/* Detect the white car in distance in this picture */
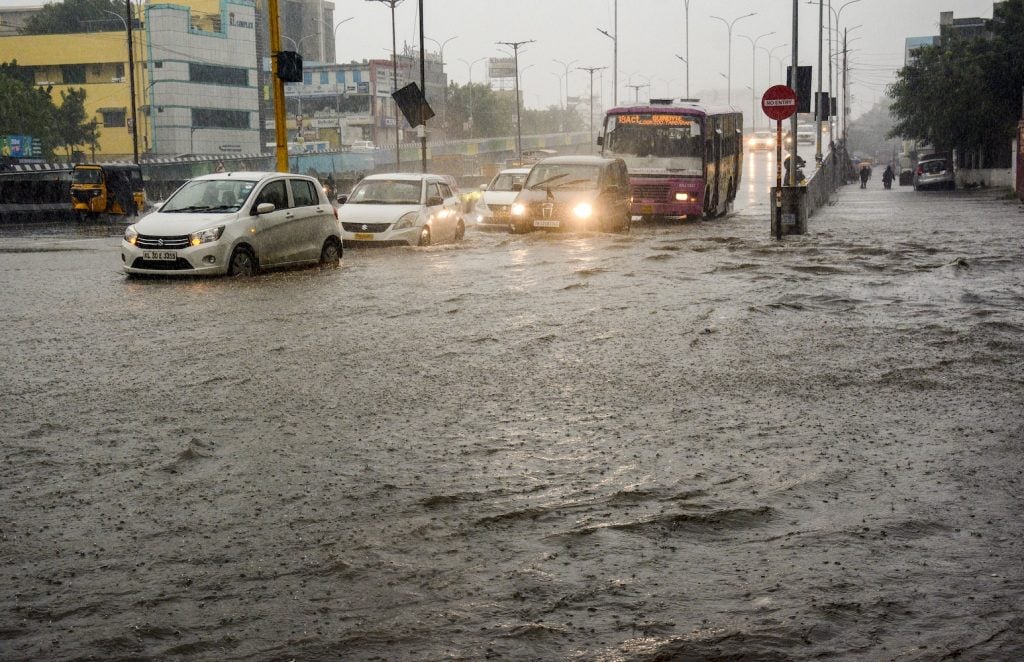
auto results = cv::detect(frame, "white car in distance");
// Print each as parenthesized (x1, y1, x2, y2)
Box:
(473, 167, 531, 231)
(121, 171, 342, 276)
(337, 173, 465, 247)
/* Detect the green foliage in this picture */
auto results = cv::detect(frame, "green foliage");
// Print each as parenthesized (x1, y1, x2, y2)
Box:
(888, 0, 1023, 158)
(22, 0, 129, 35)
(54, 88, 100, 159)
(444, 81, 584, 139)
(0, 61, 58, 158)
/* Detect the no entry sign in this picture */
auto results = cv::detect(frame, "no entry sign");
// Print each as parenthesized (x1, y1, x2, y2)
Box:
(761, 85, 798, 121)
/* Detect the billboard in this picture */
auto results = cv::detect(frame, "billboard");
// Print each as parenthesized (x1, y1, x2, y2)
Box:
(488, 57, 516, 79)
(1, 135, 39, 158)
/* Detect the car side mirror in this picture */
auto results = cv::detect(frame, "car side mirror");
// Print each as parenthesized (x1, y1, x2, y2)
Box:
(427, 195, 444, 206)
(596, 136, 604, 147)
(479, 184, 488, 191)
(336, 194, 348, 205)
(253, 202, 275, 215)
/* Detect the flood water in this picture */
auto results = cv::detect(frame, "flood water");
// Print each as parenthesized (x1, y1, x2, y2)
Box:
(2, 157, 1023, 660)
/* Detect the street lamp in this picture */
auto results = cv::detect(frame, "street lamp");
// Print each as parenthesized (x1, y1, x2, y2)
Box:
(497, 39, 535, 162)
(316, 15, 354, 63)
(737, 31, 774, 130)
(553, 58, 578, 110)
(596, 0, 617, 105)
(681, 0, 690, 98)
(425, 36, 456, 132)
(674, 54, 688, 99)
(458, 57, 485, 138)
(759, 44, 788, 85)
(281, 34, 320, 60)
(578, 66, 606, 154)
(366, 0, 404, 168)
(626, 74, 649, 104)
(101, 4, 139, 164)
(710, 11, 756, 106)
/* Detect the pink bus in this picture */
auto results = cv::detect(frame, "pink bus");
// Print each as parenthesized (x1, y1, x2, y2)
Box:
(598, 100, 743, 219)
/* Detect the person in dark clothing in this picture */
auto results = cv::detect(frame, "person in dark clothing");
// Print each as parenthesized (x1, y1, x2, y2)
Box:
(859, 165, 870, 188)
(881, 165, 895, 189)
(784, 154, 806, 184)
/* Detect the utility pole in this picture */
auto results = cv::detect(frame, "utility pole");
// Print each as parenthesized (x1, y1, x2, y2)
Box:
(419, 0, 426, 172)
(596, 0, 617, 106)
(497, 39, 534, 162)
(367, 0, 404, 169)
(815, 0, 824, 164)
(790, 0, 799, 186)
(579, 66, 606, 154)
(682, 0, 690, 98)
(125, 0, 138, 164)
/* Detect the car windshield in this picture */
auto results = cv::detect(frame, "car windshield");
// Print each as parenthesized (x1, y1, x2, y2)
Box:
(525, 164, 601, 190)
(162, 179, 256, 213)
(489, 172, 527, 191)
(348, 179, 422, 204)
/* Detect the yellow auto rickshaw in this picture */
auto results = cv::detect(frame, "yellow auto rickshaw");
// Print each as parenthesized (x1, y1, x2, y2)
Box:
(71, 163, 145, 218)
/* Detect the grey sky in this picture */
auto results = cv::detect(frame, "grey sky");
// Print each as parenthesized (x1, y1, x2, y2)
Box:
(5, 0, 1001, 119)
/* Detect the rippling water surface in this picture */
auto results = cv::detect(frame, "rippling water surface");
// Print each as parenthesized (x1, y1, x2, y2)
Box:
(2, 177, 1023, 660)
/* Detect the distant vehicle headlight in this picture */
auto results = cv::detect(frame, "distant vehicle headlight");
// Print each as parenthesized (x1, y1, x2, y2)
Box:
(393, 211, 420, 230)
(572, 202, 593, 219)
(510, 202, 526, 217)
(124, 225, 138, 246)
(189, 225, 225, 246)
(675, 192, 689, 201)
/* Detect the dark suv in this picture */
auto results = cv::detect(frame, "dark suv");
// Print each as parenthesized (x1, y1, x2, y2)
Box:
(509, 156, 631, 233)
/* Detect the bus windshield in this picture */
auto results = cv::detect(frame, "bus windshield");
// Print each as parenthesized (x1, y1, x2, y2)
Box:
(603, 113, 703, 174)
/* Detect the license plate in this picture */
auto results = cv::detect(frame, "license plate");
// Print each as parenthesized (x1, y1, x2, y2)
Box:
(354, 233, 374, 240)
(142, 250, 177, 261)
(533, 220, 560, 228)
(640, 205, 654, 214)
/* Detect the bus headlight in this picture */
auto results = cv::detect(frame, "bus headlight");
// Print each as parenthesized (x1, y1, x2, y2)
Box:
(674, 192, 690, 201)
(510, 203, 526, 217)
(573, 202, 593, 219)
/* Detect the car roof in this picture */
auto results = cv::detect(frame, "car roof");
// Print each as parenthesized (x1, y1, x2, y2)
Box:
(533, 155, 620, 166)
(497, 168, 532, 175)
(360, 172, 448, 182)
(190, 171, 308, 182)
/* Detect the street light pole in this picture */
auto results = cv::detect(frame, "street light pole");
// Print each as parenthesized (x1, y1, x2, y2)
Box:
(682, 0, 690, 98)
(710, 12, 756, 106)
(497, 39, 534, 162)
(737, 31, 774, 131)
(366, 0, 404, 168)
(596, 0, 617, 105)
(458, 57, 485, 138)
(553, 58, 577, 110)
(102, 5, 139, 164)
(425, 35, 456, 135)
(578, 66, 606, 154)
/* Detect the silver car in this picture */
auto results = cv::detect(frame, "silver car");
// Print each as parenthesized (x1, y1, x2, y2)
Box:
(338, 173, 465, 247)
(122, 171, 342, 276)
(913, 157, 955, 191)
(473, 167, 531, 231)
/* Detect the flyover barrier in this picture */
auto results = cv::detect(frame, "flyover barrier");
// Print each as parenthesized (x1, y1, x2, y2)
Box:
(771, 140, 854, 238)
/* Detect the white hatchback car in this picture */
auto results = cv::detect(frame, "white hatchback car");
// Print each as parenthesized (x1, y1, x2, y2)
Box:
(338, 173, 465, 246)
(473, 167, 530, 231)
(121, 171, 342, 276)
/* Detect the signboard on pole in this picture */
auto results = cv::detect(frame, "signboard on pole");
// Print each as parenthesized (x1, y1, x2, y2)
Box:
(761, 85, 798, 121)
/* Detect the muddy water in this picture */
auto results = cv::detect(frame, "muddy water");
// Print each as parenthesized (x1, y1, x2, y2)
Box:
(2, 173, 1023, 660)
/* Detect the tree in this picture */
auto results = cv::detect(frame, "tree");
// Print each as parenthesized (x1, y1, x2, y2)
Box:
(0, 61, 59, 159)
(54, 88, 100, 160)
(22, 0, 129, 35)
(887, 0, 1024, 166)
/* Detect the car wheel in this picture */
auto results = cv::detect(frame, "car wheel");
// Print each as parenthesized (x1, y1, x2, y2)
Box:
(319, 237, 342, 267)
(228, 246, 257, 276)
(454, 219, 465, 241)
(418, 226, 431, 246)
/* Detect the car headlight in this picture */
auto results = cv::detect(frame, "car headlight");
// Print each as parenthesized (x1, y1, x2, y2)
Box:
(572, 202, 593, 219)
(674, 192, 689, 201)
(393, 211, 420, 230)
(189, 225, 224, 247)
(124, 225, 138, 246)
(510, 203, 526, 217)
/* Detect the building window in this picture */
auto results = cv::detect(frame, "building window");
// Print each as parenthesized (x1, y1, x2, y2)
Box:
(115, 63, 125, 78)
(192, 108, 251, 129)
(62, 64, 86, 84)
(100, 109, 126, 127)
(320, 71, 328, 84)
(335, 71, 344, 84)
(303, 71, 312, 85)
(189, 63, 248, 86)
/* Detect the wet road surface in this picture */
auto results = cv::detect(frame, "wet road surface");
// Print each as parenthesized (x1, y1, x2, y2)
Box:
(2, 163, 1023, 660)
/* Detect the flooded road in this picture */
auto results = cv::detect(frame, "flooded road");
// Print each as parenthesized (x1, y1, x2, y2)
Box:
(2, 165, 1023, 660)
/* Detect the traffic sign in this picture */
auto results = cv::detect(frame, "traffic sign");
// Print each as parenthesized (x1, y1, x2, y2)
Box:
(761, 85, 798, 121)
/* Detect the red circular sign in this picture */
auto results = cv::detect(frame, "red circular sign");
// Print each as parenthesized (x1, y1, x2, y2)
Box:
(761, 85, 798, 121)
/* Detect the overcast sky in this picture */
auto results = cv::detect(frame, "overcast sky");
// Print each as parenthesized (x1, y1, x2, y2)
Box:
(7, 0, 1002, 120)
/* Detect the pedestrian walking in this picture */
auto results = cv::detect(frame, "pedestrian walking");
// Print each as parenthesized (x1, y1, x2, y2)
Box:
(882, 165, 895, 190)
(859, 165, 870, 189)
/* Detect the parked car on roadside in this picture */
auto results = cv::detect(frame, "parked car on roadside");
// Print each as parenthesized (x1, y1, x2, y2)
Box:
(913, 157, 955, 191)
(337, 173, 465, 246)
(121, 171, 342, 277)
(473, 167, 531, 231)
(508, 155, 631, 233)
